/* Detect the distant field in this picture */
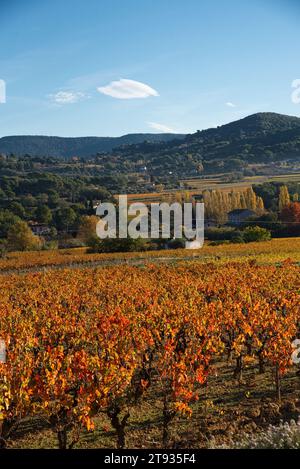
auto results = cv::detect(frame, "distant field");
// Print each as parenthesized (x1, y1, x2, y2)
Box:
(181, 172, 300, 189)
(122, 172, 300, 204)
(119, 184, 250, 204)
(267, 173, 300, 182)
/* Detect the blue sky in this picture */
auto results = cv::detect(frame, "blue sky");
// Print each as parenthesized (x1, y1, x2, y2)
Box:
(0, 0, 300, 137)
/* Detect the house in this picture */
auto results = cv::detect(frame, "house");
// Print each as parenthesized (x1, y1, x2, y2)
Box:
(204, 220, 217, 229)
(29, 222, 51, 236)
(137, 166, 147, 172)
(228, 209, 256, 225)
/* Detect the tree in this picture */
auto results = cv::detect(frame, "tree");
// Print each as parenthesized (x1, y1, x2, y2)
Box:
(245, 187, 257, 210)
(77, 215, 99, 245)
(243, 226, 271, 243)
(0, 211, 21, 238)
(256, 196, 265, 214)
(292, 193, 299, 202)
(36, 205, 52, 225)
(7, 221, 42, 251)
(243, 212, 282, 232)
(280, 202, 300, 224)
(280, 202, 300, 235)
(48, 190, 60, 208)
(9, 202, 26, 219)
(20, 194, 37, 208)
(278, 186, 290, 211)
(253, 183, 278, 210)
(203, 188, 264, 225)
(55, 208, 77, 232)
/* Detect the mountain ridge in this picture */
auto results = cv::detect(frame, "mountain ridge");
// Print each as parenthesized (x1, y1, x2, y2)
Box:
(1, 113, 300, 166)
(110, 112, 300, 176)
(0, 133, 185, 158)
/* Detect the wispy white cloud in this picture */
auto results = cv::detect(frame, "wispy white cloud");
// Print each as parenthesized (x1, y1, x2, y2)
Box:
(49, 91, 88, 104)
(225, 101, 237, 108)
(148, 122, 176, 133)
(97, 79, 159, 99)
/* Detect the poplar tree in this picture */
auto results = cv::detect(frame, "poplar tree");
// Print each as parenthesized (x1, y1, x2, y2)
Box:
(278, 186, 290, 211)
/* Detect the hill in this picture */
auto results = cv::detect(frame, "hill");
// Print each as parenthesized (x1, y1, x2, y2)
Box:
(1, 113, 300, 177)
(113, 112, 300, 176)
(0, 133, 185, 158)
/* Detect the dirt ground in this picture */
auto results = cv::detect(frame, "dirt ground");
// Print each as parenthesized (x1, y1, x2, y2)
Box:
(8, 359, 300, 449)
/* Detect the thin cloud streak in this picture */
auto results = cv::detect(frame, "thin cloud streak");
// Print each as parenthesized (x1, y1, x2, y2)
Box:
(148, 121, 177, 133)
(226, 101, 237, 108)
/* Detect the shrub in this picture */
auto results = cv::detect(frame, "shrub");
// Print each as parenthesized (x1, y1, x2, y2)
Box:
(87, 237, 147, 253)
(231, 234, 245, 244)
(209, 240, 231, 246)
(41, 240, 59, 250)
(205, 227, 236, 241)
(168, 238, 186, 249)
(211, 418, 300, 449)
(58, 238, 86, 249)
(7, 221, 42, 251)
(242, 226, 271, 243)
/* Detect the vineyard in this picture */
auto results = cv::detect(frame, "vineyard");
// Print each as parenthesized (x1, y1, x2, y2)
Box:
(0, 237, 300, 273)
(0, 257, 299, 449)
